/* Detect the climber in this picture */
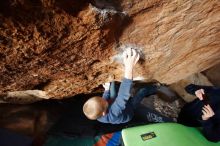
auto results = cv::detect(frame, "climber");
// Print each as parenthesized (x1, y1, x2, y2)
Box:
(83, 48, 158, 124)
(177, 84, 220, 142)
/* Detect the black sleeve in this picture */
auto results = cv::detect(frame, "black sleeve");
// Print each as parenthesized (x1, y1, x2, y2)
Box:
(185, 84, 215, 96)
(200, 118, 220, 142)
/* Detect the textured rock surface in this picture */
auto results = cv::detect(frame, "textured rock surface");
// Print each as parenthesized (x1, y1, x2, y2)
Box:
(0, 100, 66, 138)
(0, 0, 220, 101)
(119, 0, 220, 83)
(0, 0, 125, 99)
(203, 63, 220, 86)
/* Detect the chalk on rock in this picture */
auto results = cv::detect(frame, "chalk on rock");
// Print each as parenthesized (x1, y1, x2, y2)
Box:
(112, 44, 145, 64)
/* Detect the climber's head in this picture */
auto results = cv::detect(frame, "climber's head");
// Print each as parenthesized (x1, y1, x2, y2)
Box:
(83, 96, 108, 120)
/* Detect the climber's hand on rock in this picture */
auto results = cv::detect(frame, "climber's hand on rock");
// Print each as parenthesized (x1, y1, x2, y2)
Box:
(123, 48, 140, 79)
(195, 89, 205, 100)
(102, 82, 110, 91)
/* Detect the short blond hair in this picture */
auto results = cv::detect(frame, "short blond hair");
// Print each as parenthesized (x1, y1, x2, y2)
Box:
(83, 96, 107, 120)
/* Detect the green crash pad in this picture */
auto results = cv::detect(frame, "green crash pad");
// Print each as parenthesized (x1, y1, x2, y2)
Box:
(122, 123, 220, 146)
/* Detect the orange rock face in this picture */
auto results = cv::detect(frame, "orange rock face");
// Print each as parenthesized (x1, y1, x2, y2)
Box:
(0, 0, 220, 101)
(0, 0, 124, 99)
(119, 0, 220, 83)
